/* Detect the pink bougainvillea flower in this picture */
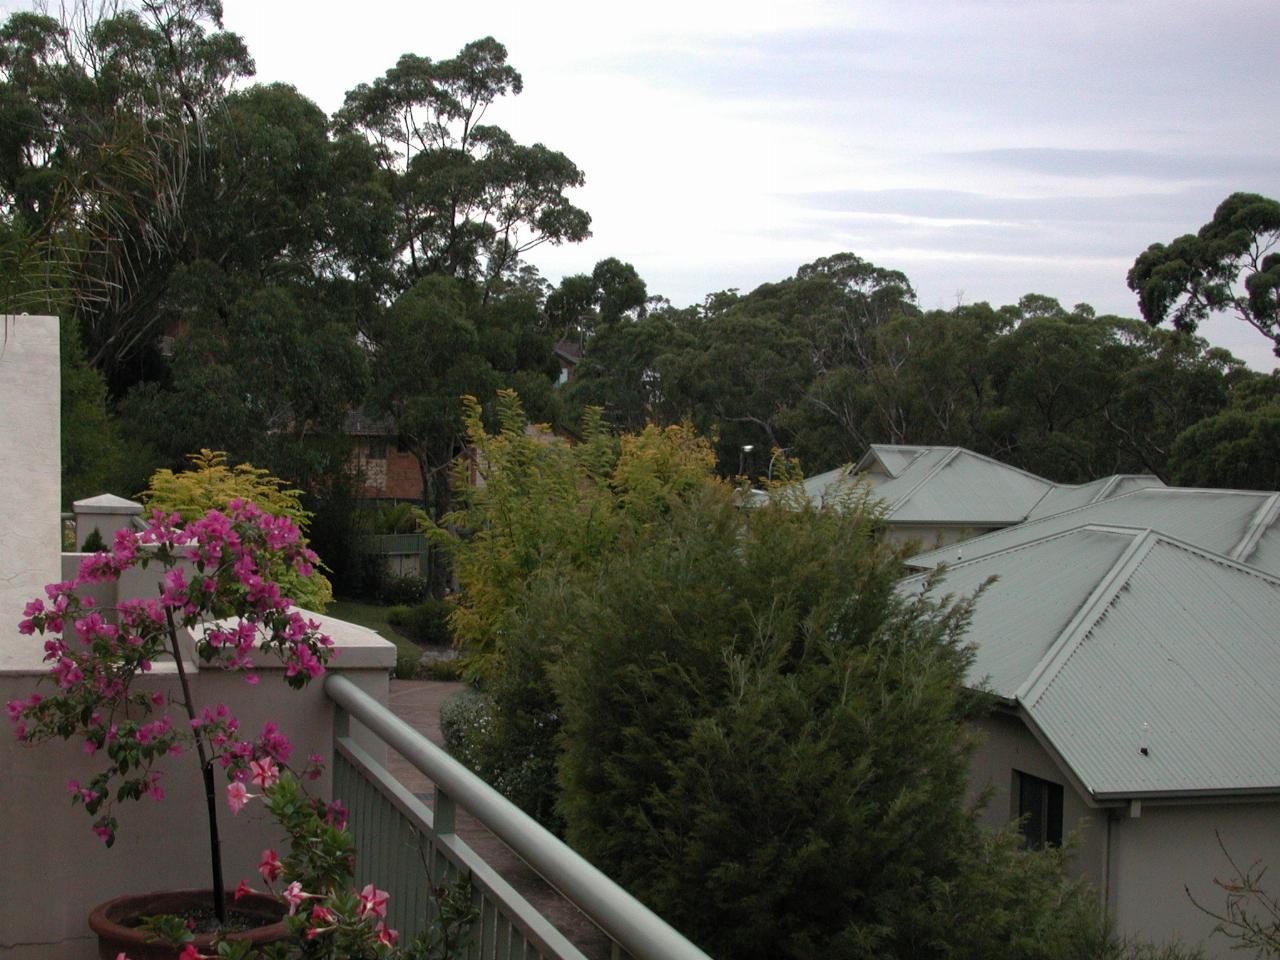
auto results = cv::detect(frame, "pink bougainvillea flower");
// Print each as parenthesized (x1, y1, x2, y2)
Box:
(358, 883, 390, 920)
(248, 757, 279, 789)
(258, 848, 283, 883)
(225, 781, 256, 814)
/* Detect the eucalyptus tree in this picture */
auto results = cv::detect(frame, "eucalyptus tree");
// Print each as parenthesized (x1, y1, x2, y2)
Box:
(1129, 191, 1280, 356)
(0, 0, 254, 386)
(336, 37, 590, 290)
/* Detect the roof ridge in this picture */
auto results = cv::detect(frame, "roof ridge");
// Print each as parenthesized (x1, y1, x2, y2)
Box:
(885, 447, 961, 514)
(897, 523, 1141, 586)
(1232, 492, 1280, 564)
(1016, 528, 1159, 707)
(906, 488, 1154, 568)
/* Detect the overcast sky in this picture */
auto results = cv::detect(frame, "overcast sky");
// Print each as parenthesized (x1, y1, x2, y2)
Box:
(19, 0, 1280, 367)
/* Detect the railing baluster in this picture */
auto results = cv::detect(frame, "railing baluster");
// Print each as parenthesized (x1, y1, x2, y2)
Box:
(327, 674, 710, 960)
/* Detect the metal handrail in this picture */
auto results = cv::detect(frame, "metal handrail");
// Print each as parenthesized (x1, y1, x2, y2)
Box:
(324, 673, 713, 960)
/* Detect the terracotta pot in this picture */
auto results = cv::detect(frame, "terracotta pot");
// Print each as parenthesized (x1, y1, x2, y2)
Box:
(89, 889, 289, 960)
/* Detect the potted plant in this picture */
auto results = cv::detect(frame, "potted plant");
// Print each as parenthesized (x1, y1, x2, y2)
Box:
(7, 500, 337, 958)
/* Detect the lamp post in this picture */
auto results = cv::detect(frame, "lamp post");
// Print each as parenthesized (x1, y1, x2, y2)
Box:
(739, 444, 755, 478)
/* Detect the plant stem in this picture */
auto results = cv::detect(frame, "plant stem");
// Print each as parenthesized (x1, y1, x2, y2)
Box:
(165, 604, 227, 924)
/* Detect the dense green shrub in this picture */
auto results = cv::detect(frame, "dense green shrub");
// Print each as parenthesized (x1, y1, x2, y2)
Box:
(80, 527, 107, 552)
(378, 573, 432, 607)
(387, 598, 452, 646)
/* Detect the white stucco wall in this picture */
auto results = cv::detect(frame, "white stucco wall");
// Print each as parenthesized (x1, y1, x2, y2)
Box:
(0, 315, 61, 674)
(884, 522, 999, 553)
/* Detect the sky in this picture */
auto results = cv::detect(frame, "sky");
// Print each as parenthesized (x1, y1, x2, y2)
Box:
(13, 0, 1280, 368)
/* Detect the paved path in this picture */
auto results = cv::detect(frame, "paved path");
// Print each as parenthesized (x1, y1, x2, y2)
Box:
(386, 680, 613, 960)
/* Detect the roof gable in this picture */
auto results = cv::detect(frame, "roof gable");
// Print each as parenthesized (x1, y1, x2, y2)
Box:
(907, 525, 1280, 798)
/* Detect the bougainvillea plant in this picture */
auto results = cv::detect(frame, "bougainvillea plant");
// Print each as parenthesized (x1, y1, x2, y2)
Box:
(7, 500, 336, 924)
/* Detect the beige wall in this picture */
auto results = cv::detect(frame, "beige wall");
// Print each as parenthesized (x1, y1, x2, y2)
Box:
(0, 653, 393, 959)
(968, 712, 1108, 891)
(1109, 800, 1280, 957)
(969, 712, 1280, 959)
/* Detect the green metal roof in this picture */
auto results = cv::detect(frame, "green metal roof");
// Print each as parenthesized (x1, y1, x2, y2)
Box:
(803, 444, 1163, 528)
(909, 487, 1280, 576)
(901, 525, 1280, 798)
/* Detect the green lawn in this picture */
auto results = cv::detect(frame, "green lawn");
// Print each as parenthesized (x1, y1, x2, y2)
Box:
(327, 599, 419, 660)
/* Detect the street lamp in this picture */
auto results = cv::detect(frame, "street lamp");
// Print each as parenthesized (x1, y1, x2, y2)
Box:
(739, 444, 755, 477)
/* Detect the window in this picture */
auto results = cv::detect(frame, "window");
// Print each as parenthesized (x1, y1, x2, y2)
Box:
(1014, 770, 1063, 849)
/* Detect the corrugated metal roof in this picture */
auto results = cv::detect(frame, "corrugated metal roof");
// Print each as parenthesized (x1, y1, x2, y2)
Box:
(904, 525, 1280, 797)
(1024, 474, 1164, 521)
(898, 526, 1136, 696)
(1026, 536, 1280, 797)
(811, 445, 1165, 529)
(909, 488, 1280, 576)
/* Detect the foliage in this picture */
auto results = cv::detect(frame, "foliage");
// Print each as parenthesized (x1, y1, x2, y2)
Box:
(335, 36, 589, 288)
(377, 574, 432, 607)
(60, 313, 128, 506)
(1129, 192, 1280, 356)
(1167, 374, 1280, 490)
(387, 599, 453, 647)
(142, 450, 333, 611)
(1187, 836, 1280, 957)
(79, 526, 106, 553)
(434, 390, 714, 682)
(7, 502, 334, 922)
(439, 397, 1159, 958)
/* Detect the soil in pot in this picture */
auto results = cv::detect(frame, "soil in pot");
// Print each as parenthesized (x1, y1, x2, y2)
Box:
(89, 889, 289, 960)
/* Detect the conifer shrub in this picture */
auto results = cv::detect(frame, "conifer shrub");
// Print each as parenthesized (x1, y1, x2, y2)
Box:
(386, 597, 452, 646)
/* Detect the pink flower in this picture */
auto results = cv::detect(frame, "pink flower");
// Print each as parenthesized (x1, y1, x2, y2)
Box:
(92, 824, 113, 844)
(358, 883, 389, 920)
(233, 879, 252, 901)
(283, 881, 306, 916)
(249, 757, 279, 789)
(225, 781, 256, 814)
(179, 945, 202, 960)
(258, 848, 283, 883)
(310, 905, 334, 924)
(376, 922, 399, 947)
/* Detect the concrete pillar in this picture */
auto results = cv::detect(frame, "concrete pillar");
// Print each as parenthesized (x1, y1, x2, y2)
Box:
(72, 493, 143, 550)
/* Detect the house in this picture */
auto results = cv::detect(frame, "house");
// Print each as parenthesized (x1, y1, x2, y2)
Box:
(343, 408, 426, 501)
(873, 463, 1280, 957)
(802, 444, 1163, 548)
(554, 338, 582, 386)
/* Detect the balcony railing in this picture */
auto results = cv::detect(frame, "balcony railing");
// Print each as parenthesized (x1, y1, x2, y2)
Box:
(325, 674, 713, 960)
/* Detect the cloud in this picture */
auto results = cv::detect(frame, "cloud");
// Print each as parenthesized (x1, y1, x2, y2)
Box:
(942, 149, 1279, 182)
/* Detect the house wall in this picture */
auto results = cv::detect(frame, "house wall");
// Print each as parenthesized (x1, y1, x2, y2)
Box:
(352, 441, 423, 501)
(0, 655, 392, 959)
(1108, 800, 1280, 958)
(967, 713, 1108, 892)
(969, 712, 1280, 958)
(884, 523, 1000, 553)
